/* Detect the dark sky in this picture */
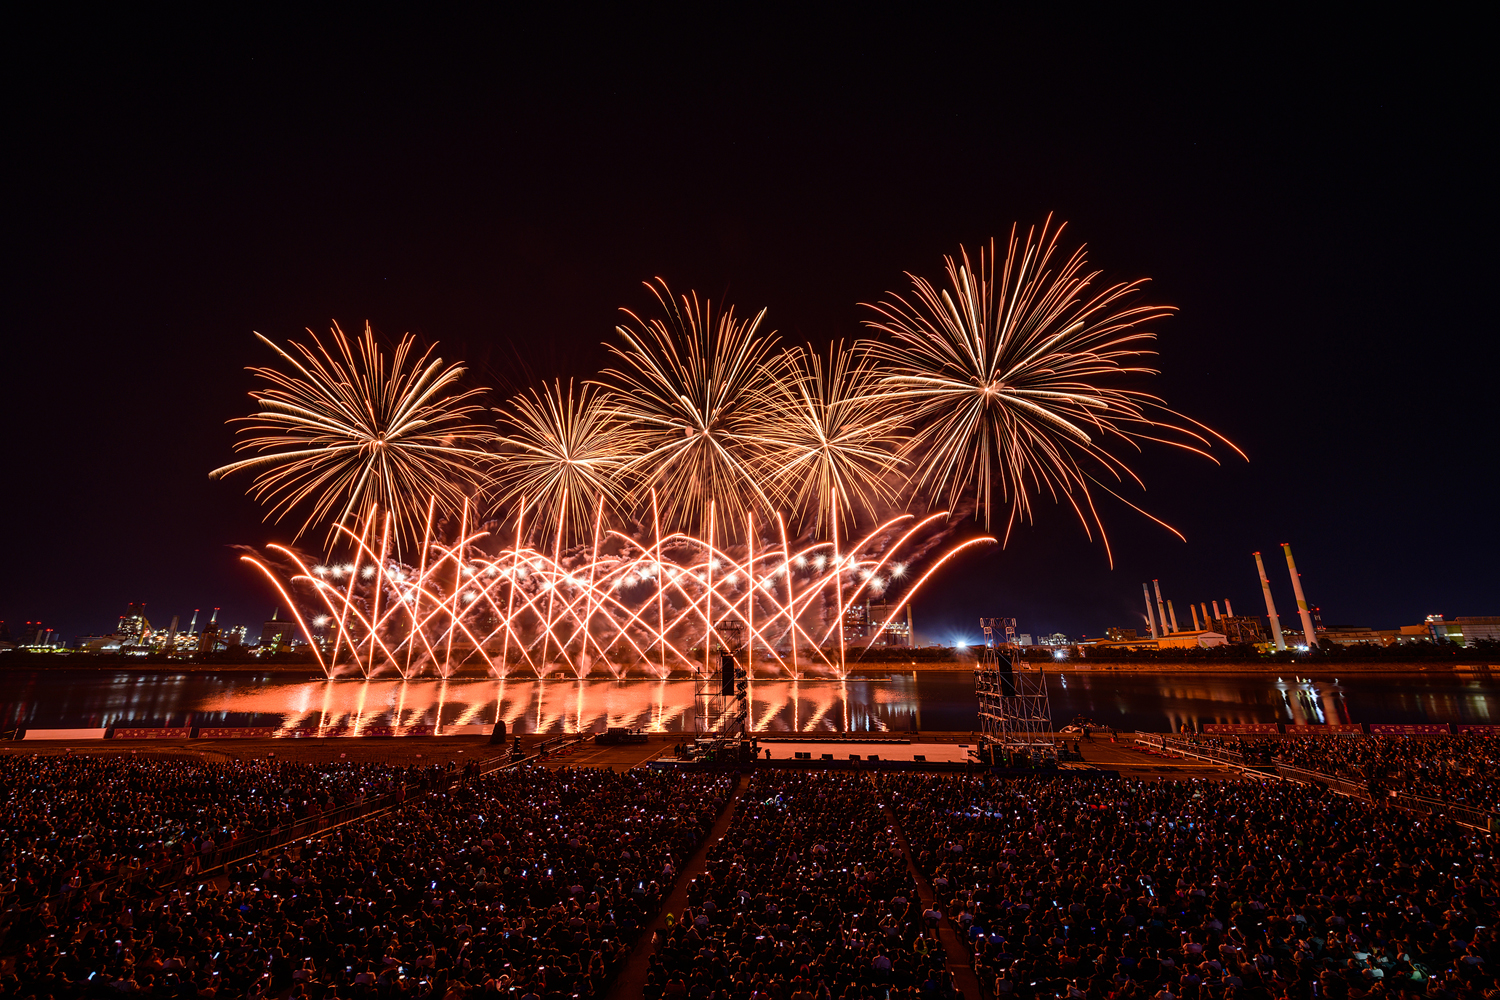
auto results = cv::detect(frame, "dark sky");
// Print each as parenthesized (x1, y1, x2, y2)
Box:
(3, 9, 1494, 645)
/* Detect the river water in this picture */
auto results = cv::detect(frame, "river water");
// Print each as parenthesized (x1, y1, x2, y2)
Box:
(2, 668, 1497, 734)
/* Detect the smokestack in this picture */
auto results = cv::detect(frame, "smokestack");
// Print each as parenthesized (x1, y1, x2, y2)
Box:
(166, 614, 179, 651)
(1201, 603, 1210, 628)
(1282, 544, 1318, 650)
(209, 607, 219, 624)
(1224, 598, 1234, 617)
(1167, 600, 1180, 632)
(1190, 604, 1201, 631)
(1212, 600, 1222, 620)
(1142, 584, 1159, 638)
(187, 609, 198, 636)
(906, 603, 914, 649)
(1254, 552, 1286, 650)
(1153, 580, 1170, 634)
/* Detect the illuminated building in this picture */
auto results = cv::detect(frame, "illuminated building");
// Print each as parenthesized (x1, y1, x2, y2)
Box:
(1212, 615, 1265, 645)
(16, 622, 65, 651)
(77, 634, 123, 652)
(841, 602, 870, 642)
(1319, 627, 1384, 646)
(1091, 629, 1228, 651)
(1105, 627, 1138, 641)
(1427, 615, 1500, 645)
(866, 601, 913, 647)
(117, 603, 147, 644)
(226, 624, 249, 647)
(199, 609, 222, 654)
(259, 609, 297, 652)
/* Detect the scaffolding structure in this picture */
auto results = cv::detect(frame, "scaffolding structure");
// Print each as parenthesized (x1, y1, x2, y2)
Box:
(695, 619, 749, 738)
(975, 617, 1056, 760)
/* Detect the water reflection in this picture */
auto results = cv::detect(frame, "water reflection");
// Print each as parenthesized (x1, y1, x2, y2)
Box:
(1, 669, 1494, 733)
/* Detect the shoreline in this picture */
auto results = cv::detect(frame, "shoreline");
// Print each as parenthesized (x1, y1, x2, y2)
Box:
(0, 660, 1493, 679)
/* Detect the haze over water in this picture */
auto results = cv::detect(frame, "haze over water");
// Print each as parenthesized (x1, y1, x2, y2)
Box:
(3, 669, 1497, 734)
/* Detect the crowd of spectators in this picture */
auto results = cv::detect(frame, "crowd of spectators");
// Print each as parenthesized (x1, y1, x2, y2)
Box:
(3, 757, 731, 999)
(644, 771, 959, 1000)
(1270, 737, 1500, 809)
(1, 754, 422, 912)
(889, 772, 1498, 1000)
(1170, 738, 1284, 765)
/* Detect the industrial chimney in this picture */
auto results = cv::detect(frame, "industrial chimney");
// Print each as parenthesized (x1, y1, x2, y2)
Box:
(1153, 580, 1170, 634)
(1253, 552, 1286, 650)
(1282, 544, 1318, 650)
(1142, 583, 1159, 638)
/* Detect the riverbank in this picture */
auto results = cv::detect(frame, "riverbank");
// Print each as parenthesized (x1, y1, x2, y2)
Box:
(2, 658, 1492, 677)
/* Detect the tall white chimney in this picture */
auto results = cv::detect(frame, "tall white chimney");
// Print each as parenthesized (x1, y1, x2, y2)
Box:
(1191, 604, 1202, 631)
(1212, 600, 1222, 620)
(1167, 600, 1180, 633)
(1282, 543, 1318, 650)
(1254, 552, 1286, 650)
(1224, 598, 1234, 617)
(1142, 583, 1159, 638)
(1153, 580, 1170, 634)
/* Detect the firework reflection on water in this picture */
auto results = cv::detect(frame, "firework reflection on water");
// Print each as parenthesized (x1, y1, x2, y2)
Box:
(190, 674, 940, 734)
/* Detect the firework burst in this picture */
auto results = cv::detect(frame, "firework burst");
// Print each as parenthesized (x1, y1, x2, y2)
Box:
(862, 216, 1244, 561)
(598, 280, 785, 535)
(759, 342, 907, 533)
(209, 321, 492, 549)
(489, 379, 643, 543)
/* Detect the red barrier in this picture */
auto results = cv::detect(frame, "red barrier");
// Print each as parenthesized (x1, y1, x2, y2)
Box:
(1202, 723, 1281, 735)
(197, 727, 280, 739)
(111, 727, 192, 740)
(1368, 723, 1452, 735)
(1283, 724, 1364, 735)
(1457, 725, 1500, 735)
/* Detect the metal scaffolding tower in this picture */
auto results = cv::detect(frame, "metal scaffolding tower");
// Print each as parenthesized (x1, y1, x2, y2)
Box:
(695, 619, 748, 738)
(976, 617, 1056, 760)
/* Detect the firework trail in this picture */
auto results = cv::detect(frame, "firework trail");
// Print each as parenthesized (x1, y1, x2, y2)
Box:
(239, 499, 985, 680)
(210, 322, 492, 549)
(862, 216, 1244, 562)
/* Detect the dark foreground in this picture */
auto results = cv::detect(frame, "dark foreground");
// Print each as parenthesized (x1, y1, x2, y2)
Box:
(1, 737, 1495, 1000)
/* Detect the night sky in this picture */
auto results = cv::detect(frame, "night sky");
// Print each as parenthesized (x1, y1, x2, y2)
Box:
(4, 10, 1493, 645)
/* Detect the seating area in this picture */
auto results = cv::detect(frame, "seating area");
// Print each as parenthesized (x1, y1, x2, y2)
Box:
(3, 747, 1498, 999)
(1272, 736, 1500, 808)
(1, 756, 731, 998)
(888, 772, 1498, 1000)
(645, 771, 957, 999)
(1, 754, 419, 907)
